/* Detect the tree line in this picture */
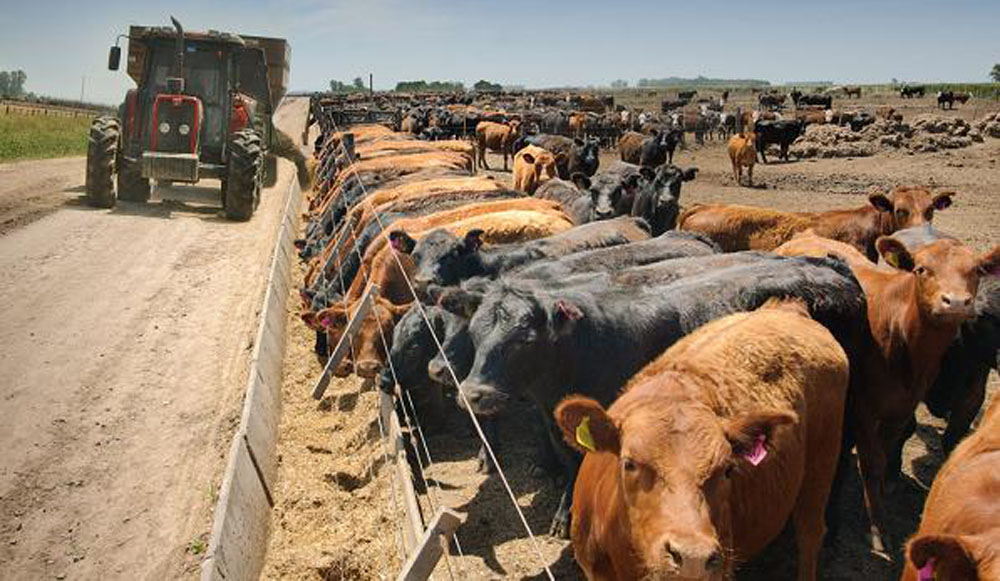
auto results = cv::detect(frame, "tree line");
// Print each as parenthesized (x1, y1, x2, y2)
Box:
(0, 70, 28, 97)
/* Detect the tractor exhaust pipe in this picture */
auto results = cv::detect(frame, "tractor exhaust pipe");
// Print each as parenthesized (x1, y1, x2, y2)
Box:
(168, 16, 185, 94)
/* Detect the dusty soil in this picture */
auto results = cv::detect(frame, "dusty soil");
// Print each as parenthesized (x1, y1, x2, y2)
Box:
(0, 97, 308, 579)
(270, 93, 998, 581)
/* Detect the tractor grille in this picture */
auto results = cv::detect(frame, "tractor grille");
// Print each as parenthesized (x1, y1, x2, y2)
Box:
(151, 95, 202, 154)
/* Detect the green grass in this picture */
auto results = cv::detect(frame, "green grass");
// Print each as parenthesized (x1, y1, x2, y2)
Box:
(0, 111, 94, 162)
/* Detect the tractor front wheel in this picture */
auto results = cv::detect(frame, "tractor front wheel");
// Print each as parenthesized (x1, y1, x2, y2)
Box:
(117, 157, 150, 202)
(85, 116, 119, 208)
(223, 130, 262, 221)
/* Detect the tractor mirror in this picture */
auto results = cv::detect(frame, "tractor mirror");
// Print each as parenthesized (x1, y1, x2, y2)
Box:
(108, 46, 121, 71)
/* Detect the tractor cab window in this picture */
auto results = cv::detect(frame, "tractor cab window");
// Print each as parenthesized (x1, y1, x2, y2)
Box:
(148, 45, 229, 148)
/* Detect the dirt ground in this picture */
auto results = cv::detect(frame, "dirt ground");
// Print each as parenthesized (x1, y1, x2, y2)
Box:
(269, 93, 998, 581)
(0, 97, 308, 579)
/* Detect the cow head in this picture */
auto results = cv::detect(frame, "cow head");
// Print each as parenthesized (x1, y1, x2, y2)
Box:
(588, 171, 645, 221)
(519, 147, 560, 193)
(385, 304, 441, 393)
(457, 284, 585, 415)
(405, 228, 486, 292)
(905, 534, 991, 581)
(876, 236, 1000, 322)
(638, 165, 698, 234)
(869, 187, 955, 233)
(555, 390, 796, 579)
(352, 297, 413, 379)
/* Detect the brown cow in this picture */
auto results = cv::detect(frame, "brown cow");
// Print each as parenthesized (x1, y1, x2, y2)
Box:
(512, 145, 559, 194)
(476, 120, 522, 171)
(568, 112, 588, 138)
(775, 233, 1000, 556)
(727, 132, 757, 187)
(556, 300, 848, 580)
(617, 130, 645, 164)
(901, 396, 1000, 581)
(678, 187, 955, 261)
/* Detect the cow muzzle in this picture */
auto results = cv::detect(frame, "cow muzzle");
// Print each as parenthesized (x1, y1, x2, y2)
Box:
(935, 293, 974, 319)
(456, 382, 508, 415)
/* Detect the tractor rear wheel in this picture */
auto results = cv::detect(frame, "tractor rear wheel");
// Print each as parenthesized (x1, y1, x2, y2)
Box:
(223, 130, 262, 221)
(117, 157, 150, 202)
(85, 116, 119, 208)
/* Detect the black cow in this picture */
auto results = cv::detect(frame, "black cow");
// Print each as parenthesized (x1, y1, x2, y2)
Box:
(937, 90, 955, 109)
(534, 174, 603, 224)
(640, 128, 683, 166)
(754, 119, 805, 163)
(794, 93, 833, 109)
(629, 164, 698, 235)
(451, 257, 866, 536)
(397, 216, 651, 292)
(524, 134, 600, 179)
(677, 90, 697, 100)
(660, 98, 689, 112)
(900, 85, 925, 98)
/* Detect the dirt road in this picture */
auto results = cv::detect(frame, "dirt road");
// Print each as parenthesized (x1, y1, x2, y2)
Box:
(0, 97, 309, 579)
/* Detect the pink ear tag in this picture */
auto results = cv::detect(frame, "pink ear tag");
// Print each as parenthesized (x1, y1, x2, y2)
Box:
(917, 557, 935, 581)
(320, 317, 331, 328)
(743, 434, 768, 466)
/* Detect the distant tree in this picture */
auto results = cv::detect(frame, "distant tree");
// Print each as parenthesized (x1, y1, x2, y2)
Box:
(991, 64, 1000, 83)
(610, 79, 629, 89)
(473, 79, 502, 92)
(891, 77, 900, 86)
(0, 70, 27, 97)
(353, 76, 365, 90)
(394, 80, 463, 93)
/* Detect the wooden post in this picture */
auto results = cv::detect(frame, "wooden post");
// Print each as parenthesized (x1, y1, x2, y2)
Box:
(395, 508, 465, 581)
(311, 284, 378, 399)
(380, 390, 424, 554)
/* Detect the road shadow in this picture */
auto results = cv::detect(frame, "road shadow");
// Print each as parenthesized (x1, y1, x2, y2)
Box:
(63, 181, 232, 221)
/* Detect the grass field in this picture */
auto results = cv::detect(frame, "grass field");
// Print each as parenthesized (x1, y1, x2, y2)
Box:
(0, 111, 93, 162)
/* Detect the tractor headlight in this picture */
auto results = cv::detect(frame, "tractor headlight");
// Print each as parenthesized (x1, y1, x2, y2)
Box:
(158, 122, 170, 134)
(178, 124, 190, 136)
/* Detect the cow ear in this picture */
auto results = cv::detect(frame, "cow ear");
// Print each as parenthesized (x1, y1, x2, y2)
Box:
(555, 152, 569, 166)
(724, 410, 797, 466)
(438, 288, 483, 319)
(521, 152, 535, 165)
(570, 172, 591, 190)
(389, 230, 417, 254)
(933, 191, 955, 210)
(978, 245, 1000, 277)
(877, 236, 916, 271)
(624, 174, 642, 191)
(463, 229, 484, 252)
(907, 535, 979, 581)
(574, 137, 585, 147)
(551, 299, 584, 335)
(555, 396, 620, 455)
(638, 166, 656, 182)
(682, 167, 699, 181)
(868, 192, 893, 213)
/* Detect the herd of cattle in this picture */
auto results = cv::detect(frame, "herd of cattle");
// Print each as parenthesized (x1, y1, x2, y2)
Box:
(294, 109, 998, 579)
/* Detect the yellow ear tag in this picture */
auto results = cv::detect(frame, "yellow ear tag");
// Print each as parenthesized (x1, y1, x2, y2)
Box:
(576, 415, 597, 452)
(884, 251, 899, 268)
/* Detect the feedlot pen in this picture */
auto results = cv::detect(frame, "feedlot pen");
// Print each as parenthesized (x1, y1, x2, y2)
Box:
(262, 92, 999, 580)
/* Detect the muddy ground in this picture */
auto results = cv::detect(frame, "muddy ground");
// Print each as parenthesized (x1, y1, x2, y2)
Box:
(0, 98, 307, 578)
(267, 93, 998, 580)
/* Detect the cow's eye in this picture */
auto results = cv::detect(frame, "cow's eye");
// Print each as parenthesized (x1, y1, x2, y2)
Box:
(924, 209, 934, 220)
(914, 266, 928, 276)
(623, 458, 638, 473)
(895, 209, 908, 217)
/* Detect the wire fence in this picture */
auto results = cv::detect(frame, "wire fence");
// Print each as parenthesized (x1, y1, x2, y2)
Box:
(303, 100, 555, 579)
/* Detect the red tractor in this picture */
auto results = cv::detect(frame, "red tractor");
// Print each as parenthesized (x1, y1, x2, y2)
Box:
(87, 17, 289, 220)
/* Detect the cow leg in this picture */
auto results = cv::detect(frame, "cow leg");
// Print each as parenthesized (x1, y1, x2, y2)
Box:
(732, 160, 740, 184)
(885, 415, 915, 482)
(854, 422, 894, 559)
(503, 151, 509, 172)
(941, 365, 989, 453)
(747, 165, 753, 188)
(479, 146, 490, 170)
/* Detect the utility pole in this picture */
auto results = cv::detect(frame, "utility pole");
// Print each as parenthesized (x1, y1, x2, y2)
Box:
(80, 76, 86, 103)
(369, 73, 373, 98)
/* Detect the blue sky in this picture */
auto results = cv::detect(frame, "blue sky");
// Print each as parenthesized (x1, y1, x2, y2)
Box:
(1, 0, 997, 105)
